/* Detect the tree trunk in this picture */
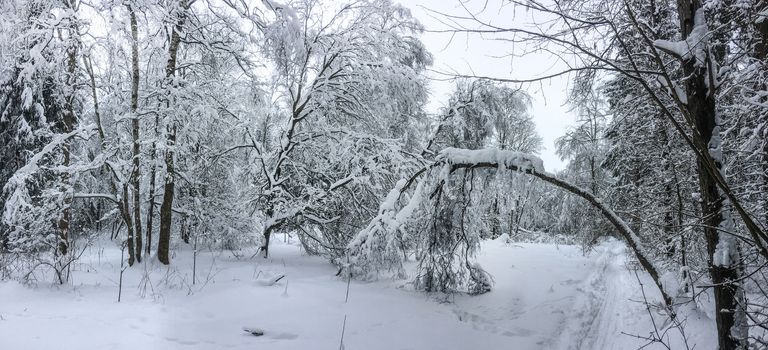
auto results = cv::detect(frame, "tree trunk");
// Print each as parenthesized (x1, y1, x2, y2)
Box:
(491, 197, 500, 238)
(57, 0, 80, 261)
(675, 1, 747, 348)
(261, 226, 272, 259)
(670, 150, 690, 293)
(181, 215, 190, 244)
(659, 124, 676, 259)
(127, 3, 142, 263)
(146, 118, 158, 256)
(589, 156, 597, 196)
(121, 184, 136, 266)
(157, 149, 175, 265)
(157, 0, 187, 265)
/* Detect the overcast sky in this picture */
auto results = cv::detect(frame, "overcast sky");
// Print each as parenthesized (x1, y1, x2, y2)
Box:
(400, 0, 574, 172)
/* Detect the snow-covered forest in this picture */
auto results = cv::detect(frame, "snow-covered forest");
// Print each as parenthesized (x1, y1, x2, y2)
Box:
(1, 0, 768, 349)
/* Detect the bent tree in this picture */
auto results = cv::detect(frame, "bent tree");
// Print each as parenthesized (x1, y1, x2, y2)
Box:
(347, 148, 674, 307)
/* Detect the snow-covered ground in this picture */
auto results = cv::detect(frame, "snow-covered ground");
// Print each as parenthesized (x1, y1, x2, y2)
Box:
(0, 236, 715, 349)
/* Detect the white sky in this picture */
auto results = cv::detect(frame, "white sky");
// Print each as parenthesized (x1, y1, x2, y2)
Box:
(399, 0, 574, 172)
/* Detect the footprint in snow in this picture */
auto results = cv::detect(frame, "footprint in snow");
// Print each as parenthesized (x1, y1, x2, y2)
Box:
(502, 327, 534, 337)
(164, 336, 199, 346)
(268, 332, 298, 340)
(453, 309, 531, 337)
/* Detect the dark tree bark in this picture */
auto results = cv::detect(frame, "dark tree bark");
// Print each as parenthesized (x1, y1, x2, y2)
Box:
(127, 3, 142, 263)
(658, 123, 676, 259)
(146, 119, 158, 256)
(121, 183, 136, 266)
(157, 0, 188, 265)
(675, 1, 747, 348)
(57, 0, 81, 260)
(261, 224, 273, 258)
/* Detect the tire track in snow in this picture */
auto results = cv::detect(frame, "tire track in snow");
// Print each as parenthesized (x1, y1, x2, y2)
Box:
(579, 244, 627, 350)
(552, 241, 626, 350)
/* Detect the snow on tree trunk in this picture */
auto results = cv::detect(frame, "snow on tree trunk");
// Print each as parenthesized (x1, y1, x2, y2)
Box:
(157, 0, 188, 265)
(656, 3, 748, 348)
(127, 3, 142, 264)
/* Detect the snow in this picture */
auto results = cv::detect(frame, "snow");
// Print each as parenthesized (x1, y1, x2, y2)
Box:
(0, 236, 716, 349)
(346, 177, 425, 278)
(713, 199, 739, 268)
(437, 147, 546, 173)
(653, 9, 708, 66)
(20, 86, 32, 110)
(2, 126, 94, 225)
(659, 79, 688, 104)
(394, 180, 424, 224)
(346, 179, 411, 277)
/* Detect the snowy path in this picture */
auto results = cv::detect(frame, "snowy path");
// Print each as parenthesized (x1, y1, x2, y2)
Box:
(450, 239, 643, 350)
(554, 242, 632, 350)
(0, 237, 712, 349)
(575, 245, 625, 350)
